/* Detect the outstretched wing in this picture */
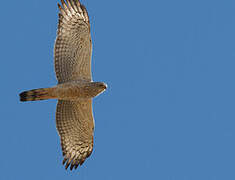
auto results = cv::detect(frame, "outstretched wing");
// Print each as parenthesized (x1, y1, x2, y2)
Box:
(56, 100, 94, 170)
(54, 0, 92, 83)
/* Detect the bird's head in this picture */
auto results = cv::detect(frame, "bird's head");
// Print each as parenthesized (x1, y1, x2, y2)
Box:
(93, 82, 107, 97)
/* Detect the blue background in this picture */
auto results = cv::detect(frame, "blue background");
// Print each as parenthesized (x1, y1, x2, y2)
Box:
(1, 0, 235, 179)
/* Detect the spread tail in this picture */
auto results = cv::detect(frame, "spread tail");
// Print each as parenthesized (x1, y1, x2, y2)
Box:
(19, 87, 56, 102)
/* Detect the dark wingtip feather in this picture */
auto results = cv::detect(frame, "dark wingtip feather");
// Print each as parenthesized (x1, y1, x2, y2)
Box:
(65, 161, 70, 170)
(74, 164, 79, 169)
(80, 159, 85, 166)
(70, 164, 75, 171)
(62, 158, 68, 165)
(58, 3, 62, 10)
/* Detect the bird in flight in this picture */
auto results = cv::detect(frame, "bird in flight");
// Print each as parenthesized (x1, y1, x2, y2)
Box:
(19, 0, 107, 170)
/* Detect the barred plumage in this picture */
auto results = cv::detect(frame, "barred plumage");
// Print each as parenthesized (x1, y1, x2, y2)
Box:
(55, 0, 92, 83)
(19, 0, 107, 171)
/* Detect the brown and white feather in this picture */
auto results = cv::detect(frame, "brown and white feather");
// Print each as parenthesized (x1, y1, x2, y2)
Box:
(54, 0, 92, 83)
(19, 0, 106, 172)
(54, 0, 94, 170)
(56, 99, 94, 170)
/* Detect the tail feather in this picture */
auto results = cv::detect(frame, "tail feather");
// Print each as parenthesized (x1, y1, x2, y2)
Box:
(19, 88, 55, 102)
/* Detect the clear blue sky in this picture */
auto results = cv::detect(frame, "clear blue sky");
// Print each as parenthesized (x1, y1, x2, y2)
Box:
(1, 0, 235, 179)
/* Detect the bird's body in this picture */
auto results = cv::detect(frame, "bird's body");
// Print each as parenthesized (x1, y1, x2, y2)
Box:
(19, 0, 107, 170)
(20, 81, 106, 101)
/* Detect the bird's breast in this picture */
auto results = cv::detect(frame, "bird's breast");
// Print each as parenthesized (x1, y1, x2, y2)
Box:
(55, 81, 106, 100)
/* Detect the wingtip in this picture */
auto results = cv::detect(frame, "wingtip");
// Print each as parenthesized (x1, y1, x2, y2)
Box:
(65, 161, 70, 170)
(74, 164, 79, 169)
(58, 3, 62, 10)
(62, 158, 68, 165)
(70, 164, 75, 171)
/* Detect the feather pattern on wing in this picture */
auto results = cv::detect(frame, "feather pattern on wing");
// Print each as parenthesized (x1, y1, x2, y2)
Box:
(54, 0, 92, 83)
(56, 99, 94, 170)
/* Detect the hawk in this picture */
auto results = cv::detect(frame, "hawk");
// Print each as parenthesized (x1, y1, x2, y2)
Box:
(19, 0, 107, 170)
